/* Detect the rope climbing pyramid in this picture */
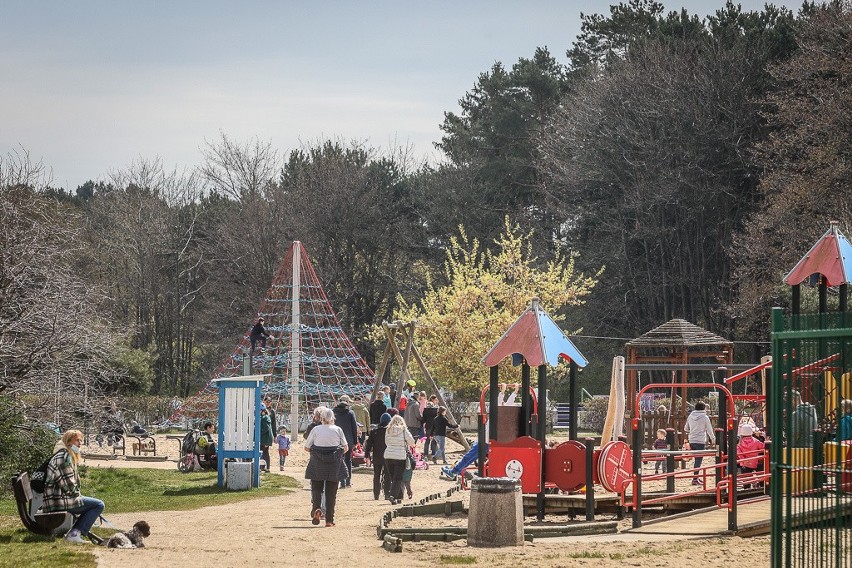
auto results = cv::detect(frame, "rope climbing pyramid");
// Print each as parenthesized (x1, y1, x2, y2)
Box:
(172, 241, 376, 431)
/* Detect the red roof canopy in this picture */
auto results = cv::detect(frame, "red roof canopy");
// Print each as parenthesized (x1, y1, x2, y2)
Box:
(785, 222, 852, 287)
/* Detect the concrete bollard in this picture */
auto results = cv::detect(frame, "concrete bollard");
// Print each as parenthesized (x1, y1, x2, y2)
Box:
(467, 477, 523, 547)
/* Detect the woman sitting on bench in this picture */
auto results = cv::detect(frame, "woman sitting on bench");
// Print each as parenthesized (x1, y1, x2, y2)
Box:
(41, 429, 105, 544)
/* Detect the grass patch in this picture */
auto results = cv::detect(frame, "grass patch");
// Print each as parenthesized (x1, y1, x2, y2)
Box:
(1, 467, 298, 517)
(439, 555, 477, 564)
(0, 517, 96, 568)
(566, 551, 607, 559)
(633, 546, 664, 556)
(0, 467, 299, 566)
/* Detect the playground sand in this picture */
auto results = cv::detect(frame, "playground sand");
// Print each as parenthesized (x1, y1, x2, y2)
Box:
(88, 435, 771, 567)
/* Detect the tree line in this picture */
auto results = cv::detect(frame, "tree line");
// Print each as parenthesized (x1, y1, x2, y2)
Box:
(3, 1, 852, 413)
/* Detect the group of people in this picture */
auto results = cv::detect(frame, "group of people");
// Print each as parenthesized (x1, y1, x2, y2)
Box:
(256, 394, 292, 472)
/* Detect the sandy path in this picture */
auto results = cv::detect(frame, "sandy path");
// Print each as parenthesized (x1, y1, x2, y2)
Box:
(87, 438, 771, 567)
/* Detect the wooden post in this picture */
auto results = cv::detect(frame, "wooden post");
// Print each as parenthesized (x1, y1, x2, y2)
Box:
(370, 334, 394, 402)
(395, 322, 415, 398)
(398, 323, 470, 450)
(382, 323, 417, 394)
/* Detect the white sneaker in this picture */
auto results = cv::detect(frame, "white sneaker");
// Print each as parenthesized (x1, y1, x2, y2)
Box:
(64, 529, 85, 544)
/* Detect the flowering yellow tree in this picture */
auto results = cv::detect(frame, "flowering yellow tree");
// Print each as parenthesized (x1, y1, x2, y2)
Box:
(389, 218, 602, 397)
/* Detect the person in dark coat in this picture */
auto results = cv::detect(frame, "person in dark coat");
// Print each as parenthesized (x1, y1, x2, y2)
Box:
(303, 407, 348, 527)
(388, 383, 397, 407)
(260, 408, 274, 471)
(250, 317, 271, 353)
(369, 396, 387, 426)
(263, 395, 277, 435)
(363, 413, 391, 500)
(332, 395, 358, 488)
(430, 406, 458, 465)
(420, 395, 439, 458)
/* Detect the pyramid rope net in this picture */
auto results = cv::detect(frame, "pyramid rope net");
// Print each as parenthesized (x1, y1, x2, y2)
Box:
(171, 241, 376, 429)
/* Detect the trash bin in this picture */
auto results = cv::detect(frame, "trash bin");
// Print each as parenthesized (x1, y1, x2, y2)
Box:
(467, 477, 523, 547)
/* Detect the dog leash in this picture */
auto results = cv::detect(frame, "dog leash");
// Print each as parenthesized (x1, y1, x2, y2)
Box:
(96, 514, 123, 532)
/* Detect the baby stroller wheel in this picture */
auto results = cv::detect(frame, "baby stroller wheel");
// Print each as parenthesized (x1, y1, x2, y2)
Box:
(178, 455, 192, 473)
(422, 462, 429, 470)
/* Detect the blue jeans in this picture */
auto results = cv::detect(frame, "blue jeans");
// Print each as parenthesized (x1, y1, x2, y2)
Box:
(434, 435, 447, 463)
(450, 442, 488, 476)
(67, 496, 105, 535)
(691, 443, 706, 478)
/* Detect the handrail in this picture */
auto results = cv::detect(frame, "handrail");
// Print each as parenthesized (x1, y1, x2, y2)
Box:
(636, 382, 735, 417)
(624, 448, 773, 510)
(724, 360, 772, 385)
(479, 384, 538, 422)
(789, 353, 840, 377)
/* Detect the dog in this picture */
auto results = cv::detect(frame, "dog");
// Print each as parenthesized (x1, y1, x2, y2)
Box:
(106, 521, 150, 549)
(132, 438, 155, 455)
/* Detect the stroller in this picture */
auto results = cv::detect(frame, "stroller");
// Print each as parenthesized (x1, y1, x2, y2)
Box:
(177, 430, 217, 473)
(410, 444, 430, 470)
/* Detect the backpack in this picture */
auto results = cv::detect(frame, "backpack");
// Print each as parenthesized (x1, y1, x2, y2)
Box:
(182, 431, 198, 454)
(30, 451, 62, 493)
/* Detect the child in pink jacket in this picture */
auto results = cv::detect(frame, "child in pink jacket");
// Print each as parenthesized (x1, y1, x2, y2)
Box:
(737, 424, 765, 487)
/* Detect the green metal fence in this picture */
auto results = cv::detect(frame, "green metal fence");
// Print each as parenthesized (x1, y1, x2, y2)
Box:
(770, 307, 852, 568)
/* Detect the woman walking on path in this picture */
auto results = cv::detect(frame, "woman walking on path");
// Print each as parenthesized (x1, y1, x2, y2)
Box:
(383, 414, 415, 505)
(303, 407, 348, 527)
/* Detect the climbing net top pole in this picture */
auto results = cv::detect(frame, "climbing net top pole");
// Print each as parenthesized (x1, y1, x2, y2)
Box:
(289, 241, 302, 439)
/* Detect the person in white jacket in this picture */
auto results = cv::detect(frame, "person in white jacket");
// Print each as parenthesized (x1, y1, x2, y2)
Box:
(684, 401, 716, 485)
(383, 414, 415, 504)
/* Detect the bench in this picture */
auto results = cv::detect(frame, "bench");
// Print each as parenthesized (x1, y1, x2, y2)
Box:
(11, 472, 105, 544)
(11, 472, 74, 536)
(128, 435, 157, 456)
(166, 434, 186, 456)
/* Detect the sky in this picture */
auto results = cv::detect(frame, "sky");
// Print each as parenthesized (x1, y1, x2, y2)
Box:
(1, 1, 802, 190)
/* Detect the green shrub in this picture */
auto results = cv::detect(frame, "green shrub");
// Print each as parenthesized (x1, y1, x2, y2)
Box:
(581, 395, 610, 434)
(0, 397, 56, 494)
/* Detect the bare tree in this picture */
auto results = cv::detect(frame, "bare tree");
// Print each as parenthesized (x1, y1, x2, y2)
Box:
(0, 151, 118, 425)
(200, 132, 279, 200)
(81, 158, 210, 395)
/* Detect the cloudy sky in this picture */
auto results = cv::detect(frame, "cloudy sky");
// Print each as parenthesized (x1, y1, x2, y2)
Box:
(1, 1, 801, 190)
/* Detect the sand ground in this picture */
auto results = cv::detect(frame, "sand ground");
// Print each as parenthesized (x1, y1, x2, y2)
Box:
(83, 435, 770, 567)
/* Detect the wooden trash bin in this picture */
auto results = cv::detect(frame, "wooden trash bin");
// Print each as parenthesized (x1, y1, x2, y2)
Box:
(467, 477, 523, 547)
